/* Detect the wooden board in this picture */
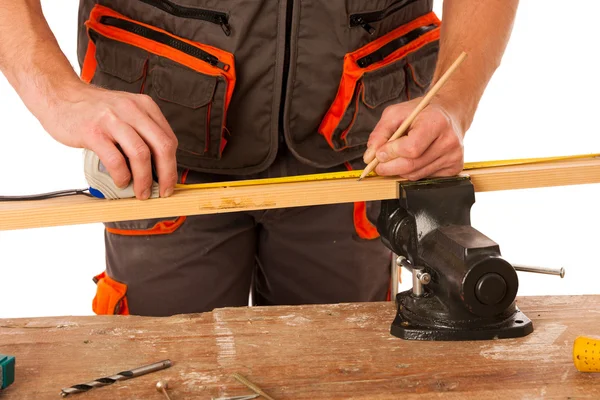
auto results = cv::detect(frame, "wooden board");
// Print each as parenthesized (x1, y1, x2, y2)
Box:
(2, 157, 600, 231)
(0, 296, 598, 399)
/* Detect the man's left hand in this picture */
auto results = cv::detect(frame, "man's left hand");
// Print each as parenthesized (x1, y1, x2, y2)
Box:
(363, 98, 465, 180)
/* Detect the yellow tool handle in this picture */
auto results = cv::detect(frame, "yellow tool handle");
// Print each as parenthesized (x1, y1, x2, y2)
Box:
(573, 336, 600, 372)
(175, 153, 600, 191)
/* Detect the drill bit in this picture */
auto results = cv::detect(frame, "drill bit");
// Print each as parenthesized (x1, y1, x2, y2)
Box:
(231, 373, 276, 400)
(60, 360, 172, 397)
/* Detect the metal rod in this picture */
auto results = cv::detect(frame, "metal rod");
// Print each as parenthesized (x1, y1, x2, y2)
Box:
(60, 360, 172, 397)
(412, 268, 425, 297)
(231, 373, 276, 400)
(513, 264, 565, 278)
(396, 256, 413, 271)
(213, 395, 260, 400)
(391, 254, 400, 298)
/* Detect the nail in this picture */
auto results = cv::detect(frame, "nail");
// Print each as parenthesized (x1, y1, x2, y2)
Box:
(163, 187, 174, 198)
(377, 151, 389, 163)
(142, 188, 151, 200)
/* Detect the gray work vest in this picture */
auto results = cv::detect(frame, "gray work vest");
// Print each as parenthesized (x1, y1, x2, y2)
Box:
(77, 0, 439, 175)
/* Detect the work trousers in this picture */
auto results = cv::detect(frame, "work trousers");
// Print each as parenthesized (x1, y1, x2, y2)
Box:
(101, 146, 391, 317)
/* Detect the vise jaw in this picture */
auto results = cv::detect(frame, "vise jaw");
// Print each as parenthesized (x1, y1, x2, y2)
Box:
(377, 176, 533, 341)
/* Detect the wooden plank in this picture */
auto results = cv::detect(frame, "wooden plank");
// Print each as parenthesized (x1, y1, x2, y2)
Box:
(2, 157, 600, 231)
(0, 296, 598, 399)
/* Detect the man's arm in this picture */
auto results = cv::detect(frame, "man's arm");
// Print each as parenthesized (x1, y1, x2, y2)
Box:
(364, 0, 519, 179)
(0, 1, 178, 199)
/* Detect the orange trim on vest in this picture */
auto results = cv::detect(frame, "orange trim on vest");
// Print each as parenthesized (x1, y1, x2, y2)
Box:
(92, 272, 130, 315)
(345, 162, 380, 240)
(319, 12, 440, 149)
(180, 168, 190, 184)
(85, 5, 236, 111)
(81, 39, 97, 83)
(106, 216, 187, 236)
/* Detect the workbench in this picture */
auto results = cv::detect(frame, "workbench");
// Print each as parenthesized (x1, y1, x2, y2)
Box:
(1, 296, 598, 399)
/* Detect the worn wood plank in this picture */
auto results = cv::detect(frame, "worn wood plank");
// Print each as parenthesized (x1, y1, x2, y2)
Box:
(0, 296, 598, 399)
(2, 157, 600, 231)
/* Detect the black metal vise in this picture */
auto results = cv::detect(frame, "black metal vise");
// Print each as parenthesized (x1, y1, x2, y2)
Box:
(377, 176, 533, 341)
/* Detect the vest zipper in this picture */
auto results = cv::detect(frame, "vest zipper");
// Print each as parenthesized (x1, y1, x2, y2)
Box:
(350, 0, 418, 35)
(96, 16, 230, 71)
(356, 24, 437, 68)
(138, 0, 231, 36)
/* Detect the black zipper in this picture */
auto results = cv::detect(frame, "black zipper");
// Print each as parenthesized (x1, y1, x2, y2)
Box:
(139, 0, 231, 36)
(350, 0, 418, 35)
(97, 16, 230, 71)
(356, 24, 436, 68)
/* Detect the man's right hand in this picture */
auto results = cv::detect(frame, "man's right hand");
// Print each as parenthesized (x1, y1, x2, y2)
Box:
(0, 2, 178, 200)
(40, 82, 178, 200)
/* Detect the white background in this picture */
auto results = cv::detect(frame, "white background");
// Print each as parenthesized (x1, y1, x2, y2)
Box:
(1, 1, 599, 318)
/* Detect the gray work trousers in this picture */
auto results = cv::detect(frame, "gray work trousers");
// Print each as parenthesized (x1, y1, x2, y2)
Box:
(99, 146, 391, 316)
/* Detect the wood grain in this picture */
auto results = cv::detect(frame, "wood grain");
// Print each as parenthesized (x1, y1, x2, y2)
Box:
(2, 157, 600, 231)
(0, 296, 598, 399)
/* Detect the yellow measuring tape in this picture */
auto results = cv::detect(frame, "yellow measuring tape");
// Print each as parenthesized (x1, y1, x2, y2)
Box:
(175, 153, 600, 191)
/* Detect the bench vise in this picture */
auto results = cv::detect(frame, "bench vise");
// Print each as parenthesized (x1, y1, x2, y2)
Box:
(377, 176, 534, 341)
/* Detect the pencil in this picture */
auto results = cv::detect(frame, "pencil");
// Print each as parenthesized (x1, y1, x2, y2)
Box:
(359, 51, 468, 181)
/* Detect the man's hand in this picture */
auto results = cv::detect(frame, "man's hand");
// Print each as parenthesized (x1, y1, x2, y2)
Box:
(41, 82, 178, 200)
(362, 0, 519, 180)
(363, 98, 464, 180)
(0, 1, 178, 200)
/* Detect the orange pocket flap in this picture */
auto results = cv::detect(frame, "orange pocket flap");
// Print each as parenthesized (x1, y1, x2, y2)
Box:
(92, 272, 130, 315)
(319, 12, 440, 150)
(345, 162, 380, 240)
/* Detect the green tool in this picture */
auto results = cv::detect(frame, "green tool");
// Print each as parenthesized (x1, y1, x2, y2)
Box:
(0, 354, 15, 390)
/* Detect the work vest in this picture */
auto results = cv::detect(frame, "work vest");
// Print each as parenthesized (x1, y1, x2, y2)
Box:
(77, 0, 439, 175)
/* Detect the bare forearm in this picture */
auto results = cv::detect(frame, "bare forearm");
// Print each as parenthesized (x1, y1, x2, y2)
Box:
(0, 1, 82, 118)
(432, 0, 519, 132)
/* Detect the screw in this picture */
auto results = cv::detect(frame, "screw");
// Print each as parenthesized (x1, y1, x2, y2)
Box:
(156, 380, 172, 400)
(417, 271, 431, 285)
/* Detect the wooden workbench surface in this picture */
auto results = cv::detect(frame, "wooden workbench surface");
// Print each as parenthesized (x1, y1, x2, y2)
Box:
(1, 296, 598, 399)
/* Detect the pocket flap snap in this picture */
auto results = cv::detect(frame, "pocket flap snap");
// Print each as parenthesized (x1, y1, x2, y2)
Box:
(362, 61, 406, 109)
(94, 36, 147, 83)
(152, 60, 218, 109)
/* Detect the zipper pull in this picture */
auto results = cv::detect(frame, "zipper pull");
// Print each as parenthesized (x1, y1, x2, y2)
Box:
(350, 16, 375, 35)
(219, 16, 231, 36)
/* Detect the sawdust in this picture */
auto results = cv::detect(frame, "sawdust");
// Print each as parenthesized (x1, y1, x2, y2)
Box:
(279, 315, 311, 326)
(345, 315, 371, 328)
(91, 327, 146, 336)
(179, 371, 219, 389)
(479, 323, 567, 362)
(213, 310, 237, 367)
(0, 320, 79, 330)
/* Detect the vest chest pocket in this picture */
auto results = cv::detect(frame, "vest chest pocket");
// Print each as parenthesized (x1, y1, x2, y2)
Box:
(148, 60, 228, 159)
(90, 36, 148, 93)
(81, 4, 236, 162)
(318, 12, 440, 152)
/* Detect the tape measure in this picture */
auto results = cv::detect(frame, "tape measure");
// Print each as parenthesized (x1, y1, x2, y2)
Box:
(573, 336, 600, 373)
(175, 153, 600, 191)
(81, 151, 600, 198)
